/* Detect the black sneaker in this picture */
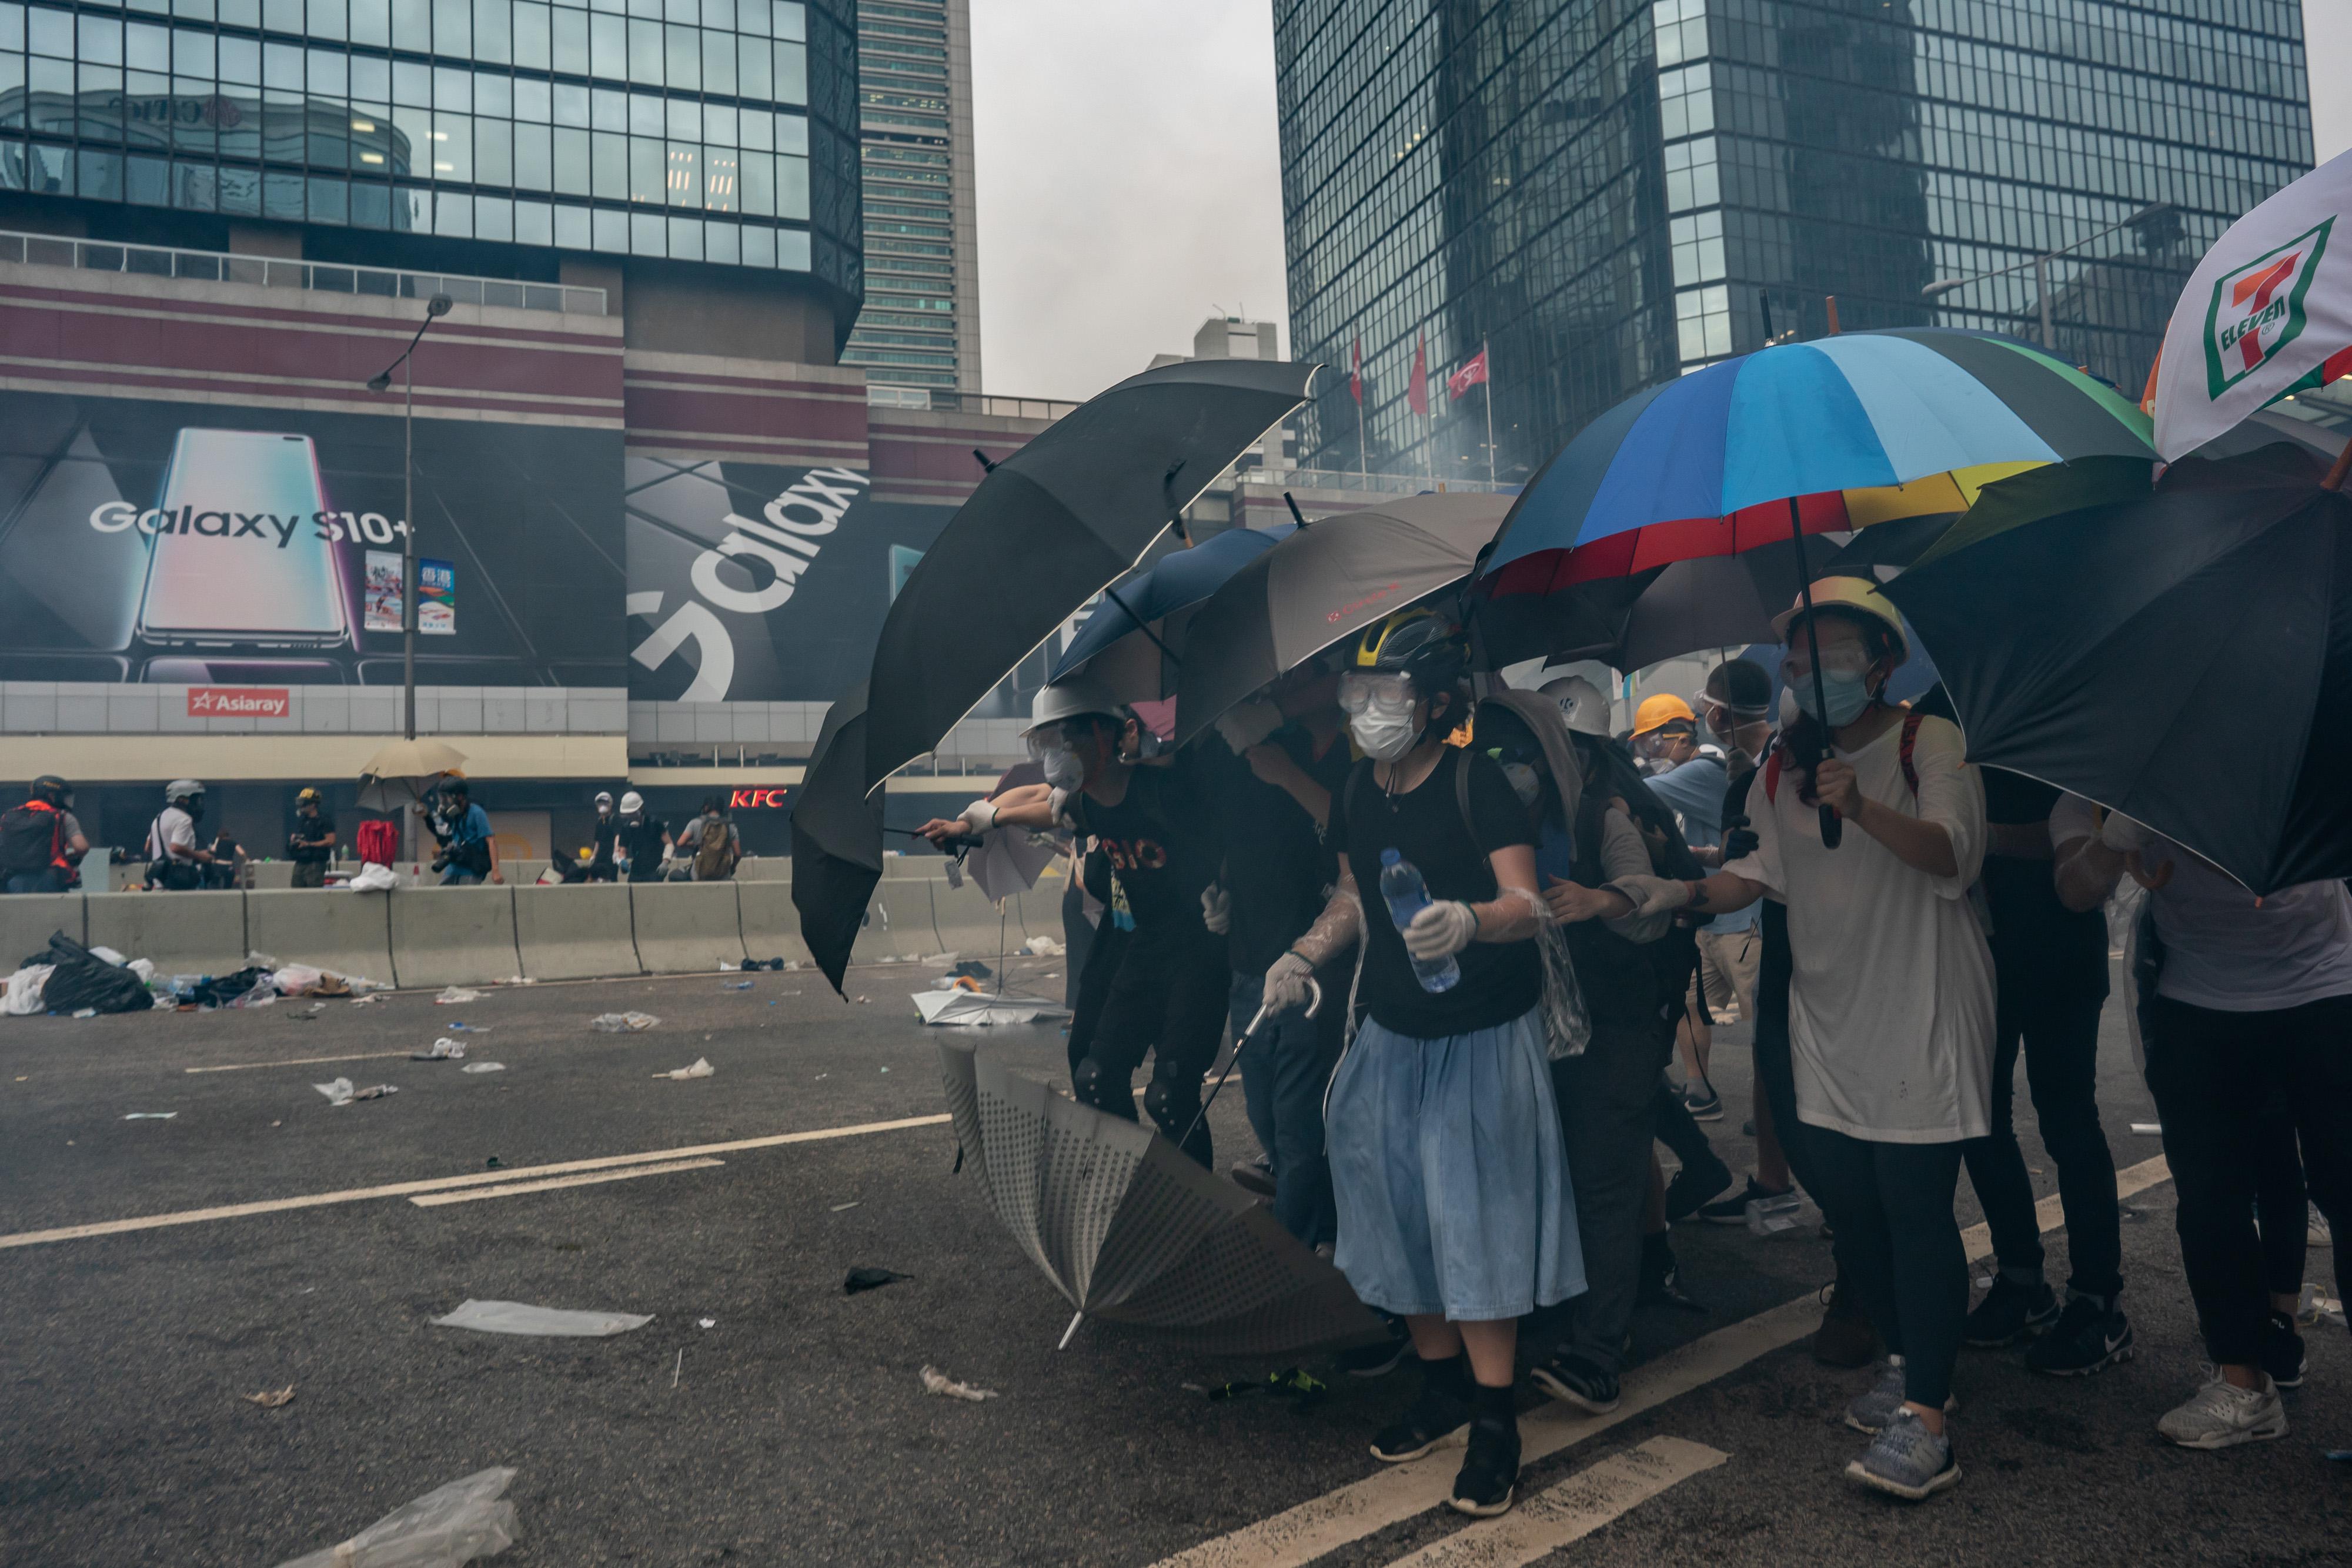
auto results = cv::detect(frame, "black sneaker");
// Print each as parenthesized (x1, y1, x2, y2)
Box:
(1228, 1157, 1277, 1199)
(1370, 1358, 1471, 1463)
(1336, 1316, 1412, 1379)
(1683, 1082, 1725, 1121)
(1450, 1411, 1520, 1516)
(2261, 1310, 2307, 1390)
(1697, 1176, 1796, 1225)
(2024, 1296, 2134, 1376)
(1663, 1151, 1735, 1222)
(1637, 1232, 1706, 1312)
(1963, 1276, 2059, 1347)
(1531, 1348, 1621, 1414)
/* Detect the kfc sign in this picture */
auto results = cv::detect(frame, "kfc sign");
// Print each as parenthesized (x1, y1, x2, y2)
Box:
(730, 787, 792, 809)
(188, 686, 290, 718)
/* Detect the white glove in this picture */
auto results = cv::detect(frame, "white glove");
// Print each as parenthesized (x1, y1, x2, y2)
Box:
(1599, 874, 1696, 920)
(1201, 882, 1231, 935)
(1215, 700, 1284, 755)
(1262, 951, 1314, 1013)
(1402, 899, 1479, 961)
(960, 798, 998, 834)
(2099, 811, 2151, 854)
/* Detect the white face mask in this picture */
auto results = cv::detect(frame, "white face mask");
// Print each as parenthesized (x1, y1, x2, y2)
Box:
(1038, 744, 1086, 790)
(1349, 693, 1419, 762)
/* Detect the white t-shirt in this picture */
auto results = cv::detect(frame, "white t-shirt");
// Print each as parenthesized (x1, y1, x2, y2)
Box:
(2050, 794, 2352, 1012)
(1724, 714, 1994, 1144)
(148, 805, 196, 860)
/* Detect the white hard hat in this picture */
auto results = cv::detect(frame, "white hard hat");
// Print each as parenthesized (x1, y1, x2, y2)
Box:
(1025, 675, 1127, 735)
(618, 790, 644, 814)
(165, 778, 205, 801)
(594, 790, 613, 805)
(1539, 676, 1611, 737)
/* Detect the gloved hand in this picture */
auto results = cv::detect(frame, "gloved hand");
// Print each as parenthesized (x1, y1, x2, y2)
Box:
(960, 797, 998, 833)
(1262, 951, 1315, 1012)
(1215, 700, 1284, 755)
(1599, 874, 1697, 920)
(2099, 811, 2151, 854)
(1402, 899, 1479, 961)
(1201, 881, 1231, 935)
(1722, 825, 1759, 861)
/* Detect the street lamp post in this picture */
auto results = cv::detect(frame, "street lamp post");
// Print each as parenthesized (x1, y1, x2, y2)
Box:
(1922, 203, 2176, 353)
(364, 293, 453, 742)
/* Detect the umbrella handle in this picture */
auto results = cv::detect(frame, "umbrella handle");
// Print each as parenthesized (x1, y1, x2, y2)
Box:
(1171, 979, 1322, 1159)
(1819, 804, 1843, 850)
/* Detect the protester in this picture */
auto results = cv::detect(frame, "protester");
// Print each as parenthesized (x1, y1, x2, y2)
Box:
(2, 775, 85, 894)
(617, 791, 666, 884)
(2053, 797, 2351, 1449)
(1265, 608, 1582, 1519)
(587, 791, 620, 882)
(678, 795, 742, 881)
(1205, 656, 1355, 1249)
(1634, 692, 1734, 1119)
(146, 780, 212, 890)
(423, 778, 499, 886)
(201, 821, 248, 890)
(287, 787, 336, 888)
(1957, 767, 2129, 1373)
(921, 676, 1229, 1168)
(1550, 579, 1992, 1502)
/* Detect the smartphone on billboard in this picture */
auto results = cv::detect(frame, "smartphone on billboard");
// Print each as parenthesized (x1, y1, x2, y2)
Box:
(136, 430, 351, 648)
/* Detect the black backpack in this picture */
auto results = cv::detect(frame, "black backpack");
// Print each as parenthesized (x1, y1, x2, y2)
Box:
(0, 802, 61, 875)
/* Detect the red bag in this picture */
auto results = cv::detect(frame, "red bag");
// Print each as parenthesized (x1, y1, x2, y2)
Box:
(356, 818, 399, 867)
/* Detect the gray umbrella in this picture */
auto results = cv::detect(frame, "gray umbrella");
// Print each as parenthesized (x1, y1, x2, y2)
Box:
(938, 1038, 1385, 1355)
(1171, 493, 1513, 747)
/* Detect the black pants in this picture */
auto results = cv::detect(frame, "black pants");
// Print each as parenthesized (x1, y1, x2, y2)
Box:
(1073, 918, 1229, 1167)
(1960, 981, 2122, 1299)
(2256, 1098, 2308, 1299)
(1808, 1130, 1969, 1409)
(2144, 993, 2352, 1366)
(1554, 1020, 1673, 1372)
(1064, 917, 1131, 1083)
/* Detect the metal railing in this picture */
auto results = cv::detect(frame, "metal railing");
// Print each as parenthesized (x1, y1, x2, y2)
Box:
(1236, 467, 1516, 496)
(864, 383, 1081, 422)
(0, 229, 609, 316)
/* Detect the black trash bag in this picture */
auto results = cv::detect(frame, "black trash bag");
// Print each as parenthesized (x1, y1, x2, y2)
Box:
(40, 931, 155, 1016)
(189, 967, 270, 1008)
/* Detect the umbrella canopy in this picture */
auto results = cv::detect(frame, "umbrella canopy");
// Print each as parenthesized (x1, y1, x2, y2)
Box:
(1171, 493, 1514, 747)
(356, 738, 468, 811)
(1883, 446, 2352, 894)
(1048, 523, 1291, 706)
(858, 358, 1315, 794)
(789, 681, 883, 992)
(939, 1038, 1385, 1355)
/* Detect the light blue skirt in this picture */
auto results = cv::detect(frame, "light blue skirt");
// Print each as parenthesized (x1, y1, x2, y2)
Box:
(1326, 1007, 1586, 1321)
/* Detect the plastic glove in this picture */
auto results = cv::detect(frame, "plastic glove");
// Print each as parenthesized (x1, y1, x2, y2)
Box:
(2099, 811, 2151, 854)
(1262, 951, 1314, 1013)
(1402, 899, 1479, 961)
(1201, 882, 1231, 935)
(961, 797, 998, 833)
(1599, 874, 1696, 920)
(1215, 700, 1284, 755)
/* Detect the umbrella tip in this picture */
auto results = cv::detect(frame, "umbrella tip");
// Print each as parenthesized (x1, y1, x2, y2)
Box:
(1284, 492, 1308, 529)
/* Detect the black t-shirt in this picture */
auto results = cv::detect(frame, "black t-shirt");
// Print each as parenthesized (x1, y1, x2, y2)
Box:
(1062, 751, 1221, 930)
(288, 815, 333, 863)
(1329, 746, 1540, 1038)
(592, 816, 619, 864)
(1218, 724, 1357, 975)
(1980, 767, 2109, 996)
(622, 813, 668, 877)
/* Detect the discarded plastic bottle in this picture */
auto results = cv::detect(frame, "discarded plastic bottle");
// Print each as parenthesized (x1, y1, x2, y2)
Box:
(1378, 849, 1459, 994)
(1746, 1190, 1806, 1236)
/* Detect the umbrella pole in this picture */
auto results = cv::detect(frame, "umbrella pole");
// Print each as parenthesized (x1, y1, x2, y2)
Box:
(1058, 1310, 1085, 1351)
(1786, 497, 1843, 850)
(1176, 1003, 1267, 1158)
(1100, 584, 1182, 665)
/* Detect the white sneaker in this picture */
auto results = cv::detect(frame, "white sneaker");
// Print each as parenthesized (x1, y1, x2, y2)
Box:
(2311, 1206, 2333, 1248)
(2156, 1369, 2288, 1450)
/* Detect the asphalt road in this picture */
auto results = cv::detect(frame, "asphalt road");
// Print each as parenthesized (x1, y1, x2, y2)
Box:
(0, 956, 2345, 1567)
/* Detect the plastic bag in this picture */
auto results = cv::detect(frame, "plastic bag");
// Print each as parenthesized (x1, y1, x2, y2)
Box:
(272, 1466, 519, 1568)
(431, 1300, 650, 1336)
(652, 1057, 713, 1080)
(348, 862, 400, 892)
(589, 1012, 660, 1032)
(272, 965, 328, 996)
(435, 987, 485, 1005)
(88, 945, 129, 966)
(2, 964, 52, 1016)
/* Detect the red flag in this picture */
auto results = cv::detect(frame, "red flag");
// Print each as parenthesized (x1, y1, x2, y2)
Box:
(1407, 335, 1429, 416)
(1446, 346, 1488, 400)
(1349, 339, 1363, 404)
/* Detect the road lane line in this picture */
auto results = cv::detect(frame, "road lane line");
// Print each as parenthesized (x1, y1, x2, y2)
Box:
(1375, 1436, 1729, 1568)
(409, 1158, 725, 1206)
(1146, 1154, 2170, 1568)
(0, 1112, 951, 1249)
(186, 1049, 423, 1074)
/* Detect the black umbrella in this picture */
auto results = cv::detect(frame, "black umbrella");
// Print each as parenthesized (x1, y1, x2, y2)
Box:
(1482, 535, 1821, 674)
(858, 359, 1315, 791)
(1883, 444, 2352, 894)
(789, 680, 884, 992)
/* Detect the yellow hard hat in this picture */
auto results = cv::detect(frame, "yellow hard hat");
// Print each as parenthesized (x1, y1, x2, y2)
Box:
(1772, 576, 1910, 661)
(1631, 693, 1696, 737)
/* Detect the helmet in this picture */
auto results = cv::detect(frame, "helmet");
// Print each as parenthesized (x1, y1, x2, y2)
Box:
(31, 774, 68, 805)
(165, 778, 205, 804)
(1772, 576, 1910, 661)
(1701, 658, 1773, 717)
(1539, 676, 1611, 737)
(618, 790, 645, 814)
(1352, 607, 1467, 707)
(1024, 675, 1127, 736)
(594, 791, 613, 807)
(295, 786, 322, 806)
(1631, 693, 1697, 737)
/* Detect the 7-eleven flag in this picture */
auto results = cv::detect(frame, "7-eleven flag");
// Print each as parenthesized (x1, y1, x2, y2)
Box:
(1447, 346, 1489, 400)
(2153, 146, 2352, 459)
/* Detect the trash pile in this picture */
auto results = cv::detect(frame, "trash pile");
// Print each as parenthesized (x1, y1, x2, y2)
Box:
(2, 935, 387, 1018)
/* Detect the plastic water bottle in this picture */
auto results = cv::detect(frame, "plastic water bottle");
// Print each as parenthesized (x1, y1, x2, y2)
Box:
(1378, 849, 1459, 994)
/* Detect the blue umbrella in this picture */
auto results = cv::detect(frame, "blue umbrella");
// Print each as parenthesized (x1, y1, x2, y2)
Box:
(1050, 524, 1292, 699)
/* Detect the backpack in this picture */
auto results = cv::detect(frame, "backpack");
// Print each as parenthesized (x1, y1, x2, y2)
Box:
(0, 801, 62, 875)
(693, 816, 734, 880)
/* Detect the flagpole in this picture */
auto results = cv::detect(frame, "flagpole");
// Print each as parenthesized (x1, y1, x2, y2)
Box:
(1481, 337, 1495, 486)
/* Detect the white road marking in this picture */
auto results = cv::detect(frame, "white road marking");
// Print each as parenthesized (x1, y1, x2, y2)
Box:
(409, 1157, 725, 1206)
(1146, 1155, 2170, 1568)
(0, 1113, 951, 1249)
(1375, 1436, 1729, 1568)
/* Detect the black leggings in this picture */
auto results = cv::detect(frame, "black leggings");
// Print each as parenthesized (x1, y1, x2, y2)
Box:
(2255, 1099, 2309, 1300)
(1071, 918, 1230, 1166)
(1806, 1130, 1969, 1409)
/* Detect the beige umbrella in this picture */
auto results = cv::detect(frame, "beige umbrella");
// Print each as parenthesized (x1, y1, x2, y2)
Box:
(356, 738, 469, 811)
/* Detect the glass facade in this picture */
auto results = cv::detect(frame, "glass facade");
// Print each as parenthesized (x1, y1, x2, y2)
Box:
(841, 0, 970, 394)
(0, 0, 863, 293)
(1276, 0, 2313, 483)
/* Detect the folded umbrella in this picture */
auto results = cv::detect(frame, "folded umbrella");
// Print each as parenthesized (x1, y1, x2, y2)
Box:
(789, 681, 882, 991)
(1048, 523, 1292, 706)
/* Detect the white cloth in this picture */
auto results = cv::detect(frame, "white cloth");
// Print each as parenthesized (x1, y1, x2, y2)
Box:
(1723, 714, 1993, 1144)
(2051, 794, 2352, 1012)
(148, 806, 195, 861)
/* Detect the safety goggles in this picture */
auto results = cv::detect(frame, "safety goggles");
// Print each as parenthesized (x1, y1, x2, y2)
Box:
(1337, 670, 1413, 714)
(1778, 644, 1876, 684)
(1024, 718, 1108, 758)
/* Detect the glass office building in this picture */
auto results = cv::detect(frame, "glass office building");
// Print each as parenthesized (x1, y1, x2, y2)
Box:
(1275, 0, 2313, 483)
(0, 0, 861, 300)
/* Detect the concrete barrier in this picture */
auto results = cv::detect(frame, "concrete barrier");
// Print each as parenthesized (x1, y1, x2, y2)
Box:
(734, 880, 814, 969)
(85, 890, 249, 977)
(248, 862, 296, 890)
(513, 883, 642, 981)
(629, 881, 748, 973)
(245, 888, 396, 988)
(388, 885, 521, 989)
(0, 892, 84, 968)
(737, 857, 790, 881)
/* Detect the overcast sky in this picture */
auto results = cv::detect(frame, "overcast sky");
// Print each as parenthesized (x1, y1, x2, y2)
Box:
(971, 1, 2352, 402)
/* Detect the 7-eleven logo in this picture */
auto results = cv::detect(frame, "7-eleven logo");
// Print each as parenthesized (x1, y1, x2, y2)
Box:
(2203, 218, 2333, 397)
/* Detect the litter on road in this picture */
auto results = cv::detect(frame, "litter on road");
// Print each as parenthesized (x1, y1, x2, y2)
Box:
(653, 1058, 714, 1080)
(831, 1201, 861, 1212)
(312, 1078, 397, 1106)
(413, 1038, 466, 1061)
(272, 1465, 519, 1568)
(919, 1365, 997, 1402)
(242, 1385, 295, 1409)
(430, 1300, 652, 1336)
(590, 1012, 660, 1032)
(435, 987, 486, 1005)
(844, 1266, 910, 1294)
(459, 1062, 505, 1074)
(122, 1112, 177, 1120)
